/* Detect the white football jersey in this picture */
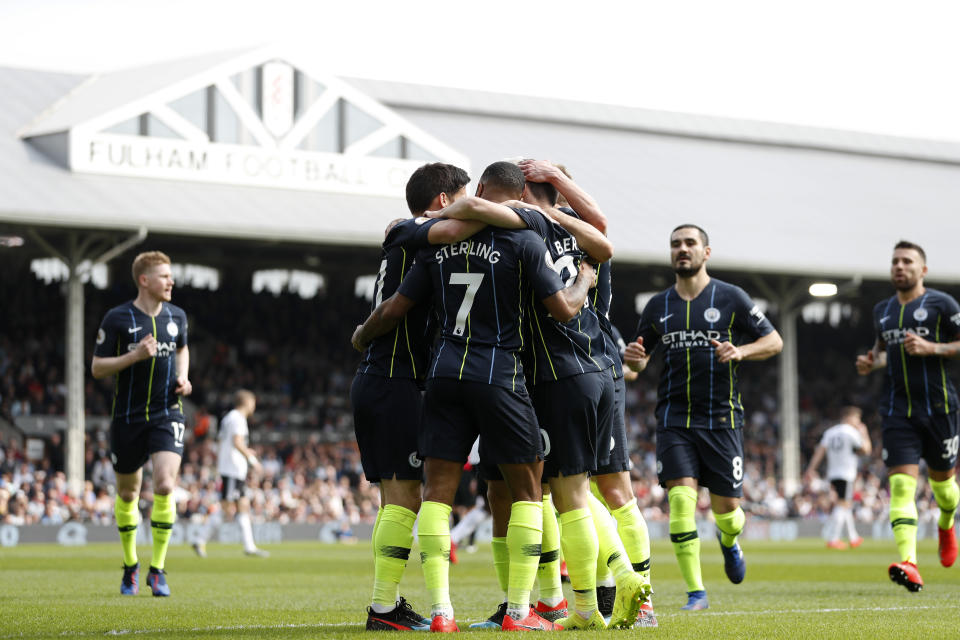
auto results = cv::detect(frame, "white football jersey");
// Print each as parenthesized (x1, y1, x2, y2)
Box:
(819, 422, 864, 482)
(217, 409, 249, 479)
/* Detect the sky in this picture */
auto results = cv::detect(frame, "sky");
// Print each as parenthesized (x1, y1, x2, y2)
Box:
(2, 0, 960, 142)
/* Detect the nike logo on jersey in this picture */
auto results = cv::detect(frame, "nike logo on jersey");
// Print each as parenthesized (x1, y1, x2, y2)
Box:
(660, 313, 674, 322)
(732, 480, 744, 488)
(128, 326, 142, 333)
(879, 316, 890, 325)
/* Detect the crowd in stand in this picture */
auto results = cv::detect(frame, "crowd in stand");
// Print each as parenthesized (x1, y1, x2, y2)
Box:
(0, 274, 953, 530)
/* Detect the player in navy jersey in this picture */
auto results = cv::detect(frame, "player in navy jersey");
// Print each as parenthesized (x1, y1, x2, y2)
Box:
(351, 162, 494, 631)
(855, 240, 960, 591)
(353, 160, 596, 631)
(624, 224, 782, 611)
(91, 251, 192, 597)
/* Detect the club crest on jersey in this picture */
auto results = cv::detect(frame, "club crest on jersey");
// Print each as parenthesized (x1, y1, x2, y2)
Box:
(913, 308, 928, 322)
(96, 328, 105, 345)
(704, 307, 721, 323)
(167, 321, 179, 337)
(408, 452, 422, 468)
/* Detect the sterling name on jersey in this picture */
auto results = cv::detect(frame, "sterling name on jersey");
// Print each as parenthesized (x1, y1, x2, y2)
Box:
(513, 207, 617, 383)
(358, 216, 441, 381)
(636, 279, 774, 429)
(398, 227, 566, 391)
(873, 288, 960, 417)
(94, 301, 188, 424)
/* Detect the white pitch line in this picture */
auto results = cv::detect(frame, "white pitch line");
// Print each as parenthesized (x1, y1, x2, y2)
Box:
(2, 606, 955, 638)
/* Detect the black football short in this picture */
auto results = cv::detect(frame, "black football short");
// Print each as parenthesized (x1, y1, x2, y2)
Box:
(110, 417, 185, 474)
(420, 378, 542, 466)
(351, 373, 424, 483)
(830, 478, 853, 502)
(220, 475, 249, 502)
(656, 426, 745, 497)
(881, 412, 960, 472)
(533, 370, 614, 479)
(595, 372, 630, 475)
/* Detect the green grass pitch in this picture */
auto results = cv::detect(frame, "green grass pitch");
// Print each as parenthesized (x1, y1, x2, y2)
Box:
(2, 538, 959, 639)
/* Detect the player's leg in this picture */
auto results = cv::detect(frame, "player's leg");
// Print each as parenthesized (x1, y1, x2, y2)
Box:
(881, 415, 924, 589)
(236, 490, 268, 556)
(925, 412, 960, 568)
(825, 480, 846, 547)
(147, 449, 182, 596)
(535, 487, 567, 621)
(115, 469, 143, 595)
(704, 428, 747, 586)
(468, 474, 512, 629)
(499, 461, 548, 627)
(659, 427, 707, 609)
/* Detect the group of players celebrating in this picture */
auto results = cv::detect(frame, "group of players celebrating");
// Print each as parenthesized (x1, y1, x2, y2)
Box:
(91, 158, 960, 624)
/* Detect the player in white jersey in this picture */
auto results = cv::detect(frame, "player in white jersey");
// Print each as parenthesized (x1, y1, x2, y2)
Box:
(194, 390, 268, 557)
(804, 406, 872, 549)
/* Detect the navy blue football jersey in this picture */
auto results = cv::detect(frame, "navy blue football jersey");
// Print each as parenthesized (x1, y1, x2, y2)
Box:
(513, 206, 617, 383)
(93, 302, 188, 424)
(635, 279, 775, 429)
(357, 217, 441, 381)
(873, 288, 960, 417)
(398, 227, 566, 391)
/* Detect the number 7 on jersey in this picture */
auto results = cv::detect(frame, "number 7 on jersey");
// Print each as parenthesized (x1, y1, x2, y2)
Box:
(450, 272, 484, 336)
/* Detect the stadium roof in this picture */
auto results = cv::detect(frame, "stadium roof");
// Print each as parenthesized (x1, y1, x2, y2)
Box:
(2, 47, 960, 282)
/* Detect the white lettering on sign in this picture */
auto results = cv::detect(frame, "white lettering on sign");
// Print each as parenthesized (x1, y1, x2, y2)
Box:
(73, 134, 422, 197)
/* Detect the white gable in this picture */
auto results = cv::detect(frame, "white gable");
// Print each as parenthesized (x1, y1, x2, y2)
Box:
(18, 46, 469, 197)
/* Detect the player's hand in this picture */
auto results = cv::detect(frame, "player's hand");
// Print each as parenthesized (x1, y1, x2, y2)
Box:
(904, 332, 936, 356)
(711, 339, 742, 363)
(623, 338, 648, 370)
(133, 334, 158, 361)
(424, 209, 446, 219)
(578, 260, 595, 282)
(519, 159, 561, 184)
(175, 376, 192, 396)
(802, 470, 815, 485)
(855, 351, 874, 375)
(352, 324, 367, 352)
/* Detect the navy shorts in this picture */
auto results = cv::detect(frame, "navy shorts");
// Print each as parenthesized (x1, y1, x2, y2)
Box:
(595, 372, 631, 475)
(220, 475, 249, 502)
(110, 417, 185, 474)
(656, 426, 745, 497)
(351, 373, 424, 483)
(533, 370, 614, 479)
(881, 412, 960, 472)
(421, 378, 542, 466)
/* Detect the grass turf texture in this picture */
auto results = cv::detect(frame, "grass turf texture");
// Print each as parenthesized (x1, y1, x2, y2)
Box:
(1, 538, 959, 639)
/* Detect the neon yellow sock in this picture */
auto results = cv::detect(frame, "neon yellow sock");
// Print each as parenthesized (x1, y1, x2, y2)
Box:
(506, 501, 543, 612)
(559, 507, 598, 614)
(491, 536, 509, 598)
(115, 496, 139, 567)
(930, 477, 960, 531)
(372, 506, 383, 562)
(149, 493, 175, 571)
(714, 506, 746, 548)
(668, 486, 703, 592)
(372, 505, 415, 608)
(611, 498, 651, 581)
(889, 474, 918, 564)
(538, 494, 564, 602)
(418, 501, 453, 614)
(587, 493, 633, 581)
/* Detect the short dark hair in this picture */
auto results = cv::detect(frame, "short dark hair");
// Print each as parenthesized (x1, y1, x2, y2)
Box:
(672, 224, 709, 247)
(524, 180, 559, 206)
(405, 163, 470, 214)
(479, 161, 525, 196)
(894, 240, 926, 263)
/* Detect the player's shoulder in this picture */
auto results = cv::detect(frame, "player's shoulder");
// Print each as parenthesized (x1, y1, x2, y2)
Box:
(101, 301, 134, 322)
(557, 206, 581, 220)
(926, 288, 960, 307)
(711, 278, 750, 300)
(384, 216, 430, 246)
(163, 302, 188, 320)
(873, 295, 897, 314)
